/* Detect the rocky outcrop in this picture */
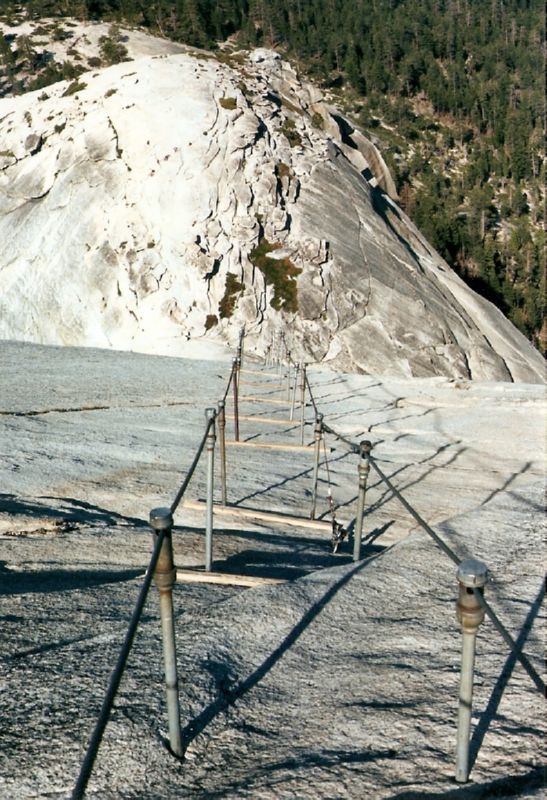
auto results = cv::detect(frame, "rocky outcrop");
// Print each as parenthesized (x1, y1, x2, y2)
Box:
(0, 33, 544, 382)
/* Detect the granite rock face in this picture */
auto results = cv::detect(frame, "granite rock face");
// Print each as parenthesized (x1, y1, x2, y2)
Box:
(0, 33, 544, 382)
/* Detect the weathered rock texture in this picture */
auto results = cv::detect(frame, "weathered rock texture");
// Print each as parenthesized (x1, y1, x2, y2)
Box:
(0, 342, 545, 798)
(0, 32, 544, 382)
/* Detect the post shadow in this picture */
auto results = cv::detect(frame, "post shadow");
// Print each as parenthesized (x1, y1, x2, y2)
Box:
(179, 554, 375, 752)
(468, 576, 546, 771)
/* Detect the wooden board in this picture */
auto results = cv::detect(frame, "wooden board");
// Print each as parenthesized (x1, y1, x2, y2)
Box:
(240, 369, 282, 377)
(226, 440, 312, 452)
(183, 499, 333, 531)
(227, 414, 294, 425)
(239, 381, 287, 389)
(176, 569, 286, 587)
(240, 396, 293, 405)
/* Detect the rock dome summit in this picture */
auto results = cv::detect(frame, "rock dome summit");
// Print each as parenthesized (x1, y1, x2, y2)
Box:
(0, 26, 544, 382)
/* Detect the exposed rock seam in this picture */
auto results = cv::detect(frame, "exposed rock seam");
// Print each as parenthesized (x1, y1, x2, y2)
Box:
(0, 400, 190, 417)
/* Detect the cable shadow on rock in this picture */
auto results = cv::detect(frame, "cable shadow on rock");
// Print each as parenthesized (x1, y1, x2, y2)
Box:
(468, 577, 545, 772)
(505, 487, 546, 513)
(179, 555, 375, 753)
(328, 442, 466, 521)
(0, 564, 144, 596)
(6, 631, 119, 661)
(193, 746, 398, 800)
(41, 495, 148, 529)
(211, 546, 361, 580)
(366, 444, 467, 515)
(0, 492, 148, 531)
(383, 764, 545, 799)
(233, 450, 353, 506)
(479, 461, 533, 507)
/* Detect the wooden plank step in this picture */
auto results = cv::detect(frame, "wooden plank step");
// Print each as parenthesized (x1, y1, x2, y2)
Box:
(183, 499, 332, 531)
(240, 369, 282, 377)
(240, 396, 293, 405)
(239, 381, 287, 389)
(226, 440, 312, 452)
(176, 569, 286, 587)
(227, 414, 294, 425)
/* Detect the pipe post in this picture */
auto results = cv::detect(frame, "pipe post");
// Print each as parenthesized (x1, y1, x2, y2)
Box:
(286, 351, 292, 400)
(310, 413, 324, 520)
(455, 559, 488, 783)
(299, 362, 306, 445)
(149, 507, 183, 758)
(217, 399, 227, 505)
(232, 357, 240, 442)
(278, 333, 284, 374)
(204, 408, 216, 571)
(238, 326, 245, 366)
(268, 333, 275, 367)
(289, 363, 299, 421)
(353, 440, 372, 562)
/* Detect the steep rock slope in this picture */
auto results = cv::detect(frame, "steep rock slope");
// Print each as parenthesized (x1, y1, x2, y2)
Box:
(0, 38, 544, 381)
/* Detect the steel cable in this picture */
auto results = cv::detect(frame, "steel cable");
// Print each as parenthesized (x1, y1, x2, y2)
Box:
(222, 361, 235, 403)
(72, 528, 167, 800)
(170, 416, 215, 514)
(307, 373, 546, 697)
(305, 372, 318, 416)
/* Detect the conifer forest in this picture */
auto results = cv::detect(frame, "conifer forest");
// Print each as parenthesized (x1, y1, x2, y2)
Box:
(1, 0, 544, 353)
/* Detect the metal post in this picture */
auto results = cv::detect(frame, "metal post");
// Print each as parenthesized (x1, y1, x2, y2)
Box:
(299, 362, 306, 445)
(290, 363, 299, 421)
(238, 326, 245, 366)
(310, 413, 324, 520)
(278, 333, 284, 374)
(217, 399, 227, 505)
(149, 507, 183, 758)
(455, 559, 488, 783)
(205, 408, 216, 571)
(232, 357, 240, 442)
(353, 440, 372, 562)
(267, 334, 274, 367)
(286, 352, 292, 400)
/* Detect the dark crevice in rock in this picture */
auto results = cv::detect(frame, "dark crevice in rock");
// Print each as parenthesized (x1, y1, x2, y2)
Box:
(106, 115, 123, 159)
(331, 113, 358, 150)
(265, 91, 281, 107)
(29, 185, 54, 201)
(204, 255, 223, 286)
(460, 349, 472, 380)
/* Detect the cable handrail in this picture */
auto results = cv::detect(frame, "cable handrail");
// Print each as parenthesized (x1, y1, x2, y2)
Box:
(73, 355, 238, 797)
(305, 369, 546, 698)
(304, 372, 318, 416)
(72, 527, 167, 799)
(170, 415, 215, 514)
(222, 360, 236, 403)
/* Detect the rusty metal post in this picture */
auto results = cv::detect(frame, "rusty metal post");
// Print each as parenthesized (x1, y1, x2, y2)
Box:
(217, 399, 227, 505)
(455, 559, 488, 783)
(149, 507, 183, 758)
(205, 408, 216, 571)
(232, 357, 240, 442)
(310, 413, 324, 520)
(299, 362, 306, 445)
(290, 363, 299, 421)
(353, 440, 372, 562)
